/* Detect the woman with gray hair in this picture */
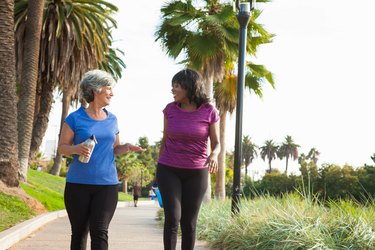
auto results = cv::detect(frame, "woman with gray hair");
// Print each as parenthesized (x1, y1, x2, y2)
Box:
(58, 69, 145, 250)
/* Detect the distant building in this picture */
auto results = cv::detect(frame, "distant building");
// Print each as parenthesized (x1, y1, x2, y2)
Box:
(44, 139, 57, 160)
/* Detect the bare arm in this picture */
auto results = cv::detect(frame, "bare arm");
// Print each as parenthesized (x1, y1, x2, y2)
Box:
(158, 115, 168, 157)
(113, 134, 145, 155)
(204, 121, 220, 174)
(58, 122, 90, 158)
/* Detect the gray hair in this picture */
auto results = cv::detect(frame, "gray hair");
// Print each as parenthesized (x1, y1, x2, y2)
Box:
(80, 69, 115, 103)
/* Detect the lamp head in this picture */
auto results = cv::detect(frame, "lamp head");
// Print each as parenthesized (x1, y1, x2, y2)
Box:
(234, 0, 256, 11)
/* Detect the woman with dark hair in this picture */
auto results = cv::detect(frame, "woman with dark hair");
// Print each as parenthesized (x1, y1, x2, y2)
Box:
(157, 68, 220, 250)
(58, 69, 144, 250)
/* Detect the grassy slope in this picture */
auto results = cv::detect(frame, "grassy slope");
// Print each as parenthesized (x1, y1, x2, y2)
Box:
(0, 192, 35, 231)
(1, 169, 133, 232)
(21, 170, 66, 211)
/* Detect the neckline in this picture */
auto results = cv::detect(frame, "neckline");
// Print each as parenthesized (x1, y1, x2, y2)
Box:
(174, 102, 204, 113)
(82, 106, 109, 121)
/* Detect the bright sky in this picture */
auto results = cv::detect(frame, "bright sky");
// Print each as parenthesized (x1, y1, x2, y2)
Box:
(45, 0, 375, 176)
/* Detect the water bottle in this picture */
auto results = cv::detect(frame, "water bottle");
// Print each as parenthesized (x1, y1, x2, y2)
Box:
(78, 135, 97, 163)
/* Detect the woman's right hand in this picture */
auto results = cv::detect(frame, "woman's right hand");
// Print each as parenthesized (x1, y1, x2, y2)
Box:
(75, 143, 91, 158)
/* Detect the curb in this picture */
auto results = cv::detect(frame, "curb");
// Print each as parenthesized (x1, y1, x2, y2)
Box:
(0, 210, 67, 250)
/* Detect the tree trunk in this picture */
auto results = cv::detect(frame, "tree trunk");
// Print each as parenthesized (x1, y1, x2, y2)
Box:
(215, 111, 226, 200)
(202, 74, 214, 202)
(204, 74, 214, 101)
(245, 160, 248, 178)
(29, 75, 54, 159)
(50, 88, 71, 175)
(268, 159, 272, 173)
(285, 156, 289, 175)
(17, 0, 45, 182)
(122, 176, 129, 194)
(0, 0, 20, 187)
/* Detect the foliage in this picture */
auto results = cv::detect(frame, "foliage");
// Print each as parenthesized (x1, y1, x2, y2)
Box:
(256, 171, 297, 196)
(136, 136, 158, 184)
(241, 161, 375, 204)
(116, 152, 140, 180)
(212, 166, 234, 197)
(156, 0, 273, 80)
(242, 135, 258, 177)
(318, 163, 361, 200)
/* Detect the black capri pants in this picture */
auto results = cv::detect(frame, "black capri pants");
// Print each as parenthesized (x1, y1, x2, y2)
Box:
(64, 183, 118, 250)
(156, 163, 208, 250)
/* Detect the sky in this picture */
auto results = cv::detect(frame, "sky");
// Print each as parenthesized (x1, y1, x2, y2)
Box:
(44, 0, 375, 177)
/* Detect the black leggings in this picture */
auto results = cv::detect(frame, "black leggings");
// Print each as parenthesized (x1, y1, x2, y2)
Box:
(156, 163, 208, 250)
(64, 183, 118, 250)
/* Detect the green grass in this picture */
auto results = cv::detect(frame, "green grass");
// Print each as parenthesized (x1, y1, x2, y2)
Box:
(118, 191, 133, 201)
(0, 192, 35, 231)
(27, 169, 66, 194)
(20, 170, 66, 211)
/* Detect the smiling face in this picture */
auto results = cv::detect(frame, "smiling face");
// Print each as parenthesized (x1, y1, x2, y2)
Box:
(171, 83, 189, 103)
(94, 85, 113, 107)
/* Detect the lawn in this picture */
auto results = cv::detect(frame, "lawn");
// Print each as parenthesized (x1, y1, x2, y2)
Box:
(1, 169, 134, 232)
(0, 192, 35, 231)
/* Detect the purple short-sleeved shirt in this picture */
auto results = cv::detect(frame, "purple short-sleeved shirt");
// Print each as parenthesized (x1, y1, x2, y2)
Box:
(158, 102, 219, 169)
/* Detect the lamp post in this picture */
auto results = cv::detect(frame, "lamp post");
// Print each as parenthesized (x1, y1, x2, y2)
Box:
(231, 0, 254, 215)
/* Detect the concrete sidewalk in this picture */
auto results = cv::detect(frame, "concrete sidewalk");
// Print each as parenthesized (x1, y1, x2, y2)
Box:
(3, 201, 211, 250)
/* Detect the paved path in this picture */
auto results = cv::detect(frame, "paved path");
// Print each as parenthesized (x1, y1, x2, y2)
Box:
(7, 201, 210, 250)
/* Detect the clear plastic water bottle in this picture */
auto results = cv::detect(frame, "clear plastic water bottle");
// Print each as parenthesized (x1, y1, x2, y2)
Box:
(78, 135, 97, 163)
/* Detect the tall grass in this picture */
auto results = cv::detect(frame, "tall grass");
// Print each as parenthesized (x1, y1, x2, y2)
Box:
(197, 194, 375, 249)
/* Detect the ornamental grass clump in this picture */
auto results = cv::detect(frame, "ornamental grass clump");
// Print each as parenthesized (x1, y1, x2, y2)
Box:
(326, 199, 375, 249)
(197, 193, 375, 250)
(197, 198, 232, 242)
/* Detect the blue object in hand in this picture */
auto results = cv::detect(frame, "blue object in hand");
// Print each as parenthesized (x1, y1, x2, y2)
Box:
(154, 189, 163, 208)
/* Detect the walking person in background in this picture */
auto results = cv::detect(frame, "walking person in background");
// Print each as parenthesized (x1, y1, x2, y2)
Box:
(58, 69, 145, 250)
(157, 69, 220, 250)
(132, 182, 141, 207)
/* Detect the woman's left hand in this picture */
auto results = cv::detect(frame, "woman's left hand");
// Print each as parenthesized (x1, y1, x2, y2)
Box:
(204, 155, 218, 174)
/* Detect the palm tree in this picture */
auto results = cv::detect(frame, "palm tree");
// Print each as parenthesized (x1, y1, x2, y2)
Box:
(242, 135, 258, 178)
(14, 0, 124, 176)
(16, 0, 45, 181)
(260, 139, 278, 173)
(156, 0, 273, 200)
(278, 135, 299, 174)
(213, 62, 274, 199)
(0, 0, 20, 187)
(306, 147, 320, 166)
(155, 0, 273, 99)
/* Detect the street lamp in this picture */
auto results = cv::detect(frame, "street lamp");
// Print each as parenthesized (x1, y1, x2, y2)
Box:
(232, 0, 255, 215)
